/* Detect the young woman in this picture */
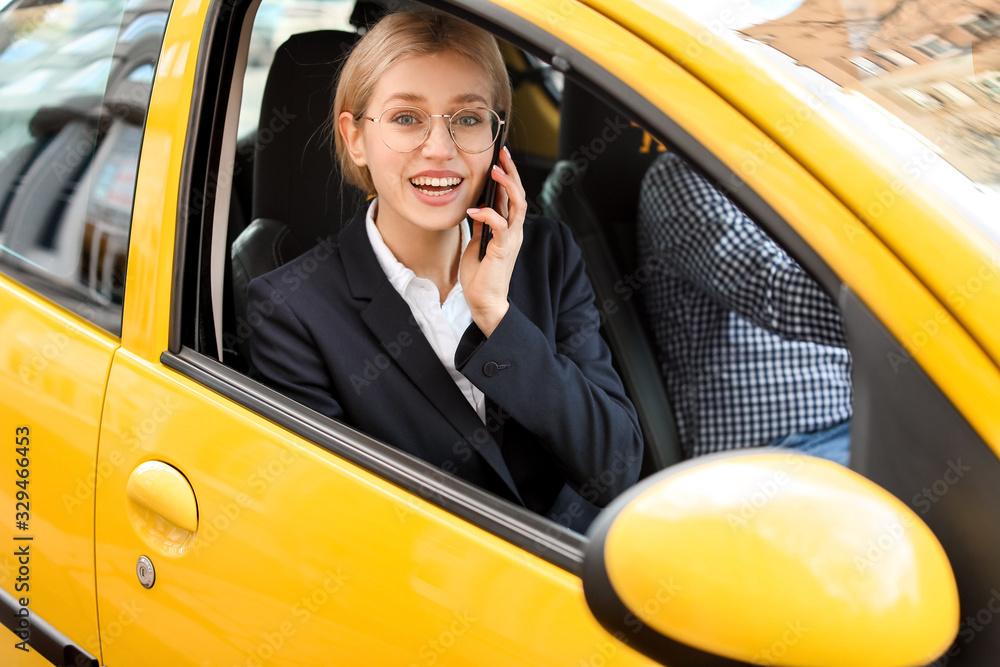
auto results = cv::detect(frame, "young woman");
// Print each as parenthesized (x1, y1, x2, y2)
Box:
(247, 10, 642, 532)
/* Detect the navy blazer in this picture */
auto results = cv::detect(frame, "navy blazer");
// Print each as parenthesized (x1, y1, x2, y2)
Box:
(247, 209, 643, 532)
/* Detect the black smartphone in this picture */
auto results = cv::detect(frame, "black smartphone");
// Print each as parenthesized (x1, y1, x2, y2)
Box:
(469, 110, 508, 260)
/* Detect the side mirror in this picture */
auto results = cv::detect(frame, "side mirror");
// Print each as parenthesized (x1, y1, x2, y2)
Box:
(583, 451, 958, 666)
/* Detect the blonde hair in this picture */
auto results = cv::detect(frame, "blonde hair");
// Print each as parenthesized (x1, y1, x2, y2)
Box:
(333, 11, 512, 194)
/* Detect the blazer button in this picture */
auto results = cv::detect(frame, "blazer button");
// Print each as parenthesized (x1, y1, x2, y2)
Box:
(483, 361, 502, 377)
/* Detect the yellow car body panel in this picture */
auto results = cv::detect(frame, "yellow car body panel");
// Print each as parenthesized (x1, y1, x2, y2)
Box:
(94, 350, 658, 665)
(121, 0, 207, 362)
(0, 639, 54, 667)
(0, 279, 117, 656)
(583, 0, 1000, 376)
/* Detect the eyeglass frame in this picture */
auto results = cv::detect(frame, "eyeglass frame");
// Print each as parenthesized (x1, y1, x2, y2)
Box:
(358, 106, 506, 154)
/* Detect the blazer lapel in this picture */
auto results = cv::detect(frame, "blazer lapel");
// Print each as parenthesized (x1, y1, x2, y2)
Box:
(338, 209, 523, 505)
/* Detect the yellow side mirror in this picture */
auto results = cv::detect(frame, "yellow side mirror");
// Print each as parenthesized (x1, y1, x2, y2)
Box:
(583, 451, 958, 666)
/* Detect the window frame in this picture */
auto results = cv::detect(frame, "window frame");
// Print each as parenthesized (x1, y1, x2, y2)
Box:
(876, 49, 916, 68)
(849, 55, 887, 77)
(967, 70, 1000, 100)
(900, 87, 944, 111)
(958, 11, 1000, 40)
(931, 81, 977, 107)
(910, 33, 963, 59)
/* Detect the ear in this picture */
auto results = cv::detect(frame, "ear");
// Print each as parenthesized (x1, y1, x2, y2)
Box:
(339, 111, 368, 167)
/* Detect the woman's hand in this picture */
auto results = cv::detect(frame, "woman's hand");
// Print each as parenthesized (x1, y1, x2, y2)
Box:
(461, 147, 526, 337)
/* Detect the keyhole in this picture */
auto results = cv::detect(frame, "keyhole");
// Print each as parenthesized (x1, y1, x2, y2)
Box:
(137, 555, 155, 589)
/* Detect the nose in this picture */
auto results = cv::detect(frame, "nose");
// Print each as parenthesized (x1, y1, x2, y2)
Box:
(420, 116, 457, 157)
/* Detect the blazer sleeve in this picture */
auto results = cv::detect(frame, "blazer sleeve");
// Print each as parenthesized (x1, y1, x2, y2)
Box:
(456, 221, 643, 506)
(246, 274, 346, 421)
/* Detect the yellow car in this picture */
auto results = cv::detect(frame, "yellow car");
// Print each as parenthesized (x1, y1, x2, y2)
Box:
(0, 0, 996, 664)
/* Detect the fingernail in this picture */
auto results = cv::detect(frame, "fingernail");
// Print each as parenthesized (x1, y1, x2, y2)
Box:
(467, 208, 480, 214)
(503, 146, 511, 158)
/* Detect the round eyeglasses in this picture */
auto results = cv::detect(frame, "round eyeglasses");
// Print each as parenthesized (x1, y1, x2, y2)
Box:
(360, 106, 504, 154)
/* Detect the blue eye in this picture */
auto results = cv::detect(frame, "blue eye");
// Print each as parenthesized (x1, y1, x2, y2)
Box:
(453, 110, 485, 127)
(390, 111, 423, 126)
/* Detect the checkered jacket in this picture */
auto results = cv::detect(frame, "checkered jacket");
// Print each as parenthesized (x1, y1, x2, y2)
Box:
(637, 153, 852, 457)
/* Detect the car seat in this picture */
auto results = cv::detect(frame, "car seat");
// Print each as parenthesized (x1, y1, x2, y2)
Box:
(230, 29, 365, 369)
(539, 79, 683, 473)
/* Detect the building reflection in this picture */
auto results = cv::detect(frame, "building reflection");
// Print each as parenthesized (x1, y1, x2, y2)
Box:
(741, 0, 1000, 189)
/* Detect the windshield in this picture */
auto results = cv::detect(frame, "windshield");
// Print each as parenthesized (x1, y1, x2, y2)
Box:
(670, 0, 1000, 248)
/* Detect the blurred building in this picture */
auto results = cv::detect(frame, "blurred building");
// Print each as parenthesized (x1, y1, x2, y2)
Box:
(741, 0, 1000, 187)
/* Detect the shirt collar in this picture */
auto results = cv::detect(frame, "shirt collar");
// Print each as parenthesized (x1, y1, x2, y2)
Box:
(364, 198, 471, 295)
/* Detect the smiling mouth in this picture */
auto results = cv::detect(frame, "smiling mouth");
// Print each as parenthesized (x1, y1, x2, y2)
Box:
(410, 176, 463, 196)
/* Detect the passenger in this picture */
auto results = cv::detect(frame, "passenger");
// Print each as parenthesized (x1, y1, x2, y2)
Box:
(637, 152, 852, 465)
(247, 11, 642, 532)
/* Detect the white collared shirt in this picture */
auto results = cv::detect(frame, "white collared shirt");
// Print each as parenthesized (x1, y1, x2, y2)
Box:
(365, 199, 487, 422)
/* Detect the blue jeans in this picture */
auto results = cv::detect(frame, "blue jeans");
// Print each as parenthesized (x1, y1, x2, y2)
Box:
(768, 420, 851, 466)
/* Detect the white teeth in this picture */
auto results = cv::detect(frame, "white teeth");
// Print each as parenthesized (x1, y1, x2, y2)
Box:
(410, 176, 462, 186)
(415, 187, 453, 196)
(410, 175, 462, 196)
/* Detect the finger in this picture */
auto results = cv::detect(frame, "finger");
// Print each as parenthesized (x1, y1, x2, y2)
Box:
(466, 213, 484, 246)
(493, 160, 524, 203)
(466, 206, 510, 251)
(460, 216, 487, 271)
(490, 160, 525, 222)
(491, 157, 526, 245)
(466, 206, 510, 234)
(498, 147, 525, 195)
(493, 171, 510, 218)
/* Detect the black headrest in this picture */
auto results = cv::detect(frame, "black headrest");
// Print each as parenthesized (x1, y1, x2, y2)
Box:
(349, 1, 389, 31)
(28, 96, 104, 138)
(252, 30, 366, 249)
(556, 79, 666, 265)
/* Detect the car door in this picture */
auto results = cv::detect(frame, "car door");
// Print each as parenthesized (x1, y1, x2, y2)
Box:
(90, 0, 664, 665)
(0, 0, 168, 663)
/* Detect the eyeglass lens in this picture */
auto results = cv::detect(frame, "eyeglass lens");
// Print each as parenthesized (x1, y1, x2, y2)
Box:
(376, 107, 500, 153)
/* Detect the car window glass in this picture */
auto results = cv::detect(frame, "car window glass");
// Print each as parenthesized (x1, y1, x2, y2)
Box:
(240, 0, 354, 138)
(523, 51, 564, 103)
(0, 0, 171, 335)
(670, 0, 1000, 248)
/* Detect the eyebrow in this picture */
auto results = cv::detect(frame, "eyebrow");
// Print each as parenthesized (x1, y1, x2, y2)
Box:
(382, 92, 491, 107)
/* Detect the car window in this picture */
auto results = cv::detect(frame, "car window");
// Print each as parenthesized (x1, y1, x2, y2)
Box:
(212, 2, 820, 520)
(670, 0, 1000, 249)
(0, 0, 170, 335)
(239, 0, 354, 137)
